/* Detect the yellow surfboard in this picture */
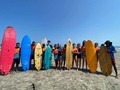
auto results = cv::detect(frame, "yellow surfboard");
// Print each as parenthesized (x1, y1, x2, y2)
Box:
(34, 43, 42, 71)
(99, 46, 112, 76)
(85, 40, 98, 73)
(66, 39, 73, 70)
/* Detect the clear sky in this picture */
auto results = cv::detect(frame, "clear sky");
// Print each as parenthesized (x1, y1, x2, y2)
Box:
(0, 0, 120, 46)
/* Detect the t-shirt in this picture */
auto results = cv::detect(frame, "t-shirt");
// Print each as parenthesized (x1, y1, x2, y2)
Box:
(72, 48, 78, 53)
(81, 46, 85, 52)
(53, 49, 58, 54)
(107, 45, 116, 59)
(42, 47, 46, 52)
(95, 47, 100, 52)
(62, 48, 66, 54)
(31, 45, 36, 54)
(14, 47, 20, 59)
(14, 47, 20, 54)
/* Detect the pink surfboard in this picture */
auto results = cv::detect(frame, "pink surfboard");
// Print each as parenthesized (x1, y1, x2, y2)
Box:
(0, 26, 16, 75)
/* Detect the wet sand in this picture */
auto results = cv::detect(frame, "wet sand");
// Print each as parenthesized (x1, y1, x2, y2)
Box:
(0, 52, 120, 90)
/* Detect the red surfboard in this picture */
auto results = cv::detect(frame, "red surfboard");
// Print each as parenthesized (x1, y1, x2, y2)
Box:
(0, 26, 16, 75)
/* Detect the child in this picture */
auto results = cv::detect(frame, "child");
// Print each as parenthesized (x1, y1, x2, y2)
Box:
(57, 43, 62, 69)
(53, 44, 58, 69)
(105, 40, 118, 78)
(77, 43, 82, 70)
(30, 41, 36, 70)
(72, 43, 78, 70)
(62, 44, 66, 70)
(47, 40, 53, 49)
(42, 44, 46, 69)
(81, 40, 87, 69)
(12, 43, 21, 72)
(94, 43, 100, 60)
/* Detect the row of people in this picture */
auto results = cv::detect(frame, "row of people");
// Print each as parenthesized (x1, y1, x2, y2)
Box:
(12, 40, 97, 71)
(11, 40, 118, 78)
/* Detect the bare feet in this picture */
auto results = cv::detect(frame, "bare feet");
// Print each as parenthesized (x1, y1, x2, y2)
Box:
(115, 76, 118, 79)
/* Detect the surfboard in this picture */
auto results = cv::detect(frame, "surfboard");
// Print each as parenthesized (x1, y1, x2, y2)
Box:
(44, 45, 52, 70)
(85, 40, 98, 73)
(34, 43, 42, 71)
(41, 37, 47, 46)
(21, 35, 31, 71)
(66, 39, 73, 70)
(0, 26, 16, 75)
(99, 46, 112, 76)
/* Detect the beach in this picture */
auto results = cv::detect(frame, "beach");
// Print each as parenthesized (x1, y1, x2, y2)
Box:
(0, 52, 120, 90)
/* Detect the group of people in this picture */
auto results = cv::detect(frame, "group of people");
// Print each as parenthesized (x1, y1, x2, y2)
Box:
(4, 39, 117, 78)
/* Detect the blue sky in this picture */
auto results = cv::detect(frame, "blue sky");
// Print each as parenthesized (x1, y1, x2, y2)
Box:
(0, 0, 120, 46)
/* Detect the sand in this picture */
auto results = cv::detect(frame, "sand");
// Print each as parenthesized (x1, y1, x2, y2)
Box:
(0, 52, 120, 90)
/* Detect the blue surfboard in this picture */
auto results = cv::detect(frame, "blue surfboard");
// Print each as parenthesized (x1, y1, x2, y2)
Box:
(21, 35, 31, 71)
(44, 45, 52, 70)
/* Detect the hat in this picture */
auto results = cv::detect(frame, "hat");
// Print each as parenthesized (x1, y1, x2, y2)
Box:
(105, 40, 111, 44)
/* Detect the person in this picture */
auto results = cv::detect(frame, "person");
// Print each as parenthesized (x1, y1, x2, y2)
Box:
(105, 40, 118, 78)
(57, 43, 62, 69)
(12, 43, 21, 72)
(47, 40, 53, 66)
(62, 44, 66, 70)
(53, 44, 58, 69)
(72, 43, 79, 70)
(94, 43, 100, 60)
(77, 43, 82, 70)
(47, 40, 51, 46)
(47, 40, 53, 49)
(42, 44, 46, 69)
(81, 40, 87, 69)
(30, 41, 36, 70)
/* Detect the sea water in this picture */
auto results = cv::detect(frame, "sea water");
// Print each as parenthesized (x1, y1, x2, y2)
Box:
(115, 46, 120, 52)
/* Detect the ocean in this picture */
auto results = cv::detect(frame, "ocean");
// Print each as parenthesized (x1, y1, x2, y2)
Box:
(115, 46, 120, 51)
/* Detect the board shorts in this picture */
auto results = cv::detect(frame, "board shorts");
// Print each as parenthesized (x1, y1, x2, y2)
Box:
(58, 51, 62, 56)
(54, 54, 58, 61)
(111, 58, 116, 65)
(62, 53, 66, 61)
(73, 53, 77, 59)
(13, 53, 20, 65)
(81, 52, 86, 58)
(42, 52, 45, 60)
(77, 54, 81, 59)
(14, 53, 20, 59)
(31, 54, 34, 60)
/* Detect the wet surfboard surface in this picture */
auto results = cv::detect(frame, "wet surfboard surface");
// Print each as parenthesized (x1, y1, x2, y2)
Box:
(34, 43, 42, 71)
(99, 46, 112, 75)
(0, 26, 16, 75)
(85, 40, 98, 73)
(44, 45, 52, 70)
(21, 35, 31, 71)
(66, 39, 73, 69)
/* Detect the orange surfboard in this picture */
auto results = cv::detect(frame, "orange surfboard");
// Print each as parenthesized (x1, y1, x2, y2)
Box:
(85, 40, 98, 73)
